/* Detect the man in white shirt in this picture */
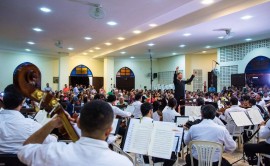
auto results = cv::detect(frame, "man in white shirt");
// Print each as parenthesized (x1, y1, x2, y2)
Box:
(0, 84, 56, 154)
(107, 95, 131, 118)
(256, 93, 266, 107)
(244, 119, 270, 165)
(73, 84, 79, 96)
(132, 93, 143, 118)
(184, 105, 236, 166)
(162, 98, 180, 122)
(18, 100, 133, 166)
(262, 92, 270, 101)
(44, 83, 52, 92)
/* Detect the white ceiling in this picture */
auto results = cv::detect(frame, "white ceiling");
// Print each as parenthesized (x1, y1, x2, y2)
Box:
(0, 0, 270, 58)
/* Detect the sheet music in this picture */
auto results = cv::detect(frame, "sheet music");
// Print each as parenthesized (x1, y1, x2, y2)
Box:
(125, 105, 135, 114)
(123, 119, 153, 154)
(247, 108, 264, 125)
(148, 121, 176, 159)
(172, 127, 184, 153)
(229, 111, 253, 126)
(175, 116, 189, 126)
(110, 119, 119, 134)
(34, 110, 51, 125)
(185, 106, 201, 117)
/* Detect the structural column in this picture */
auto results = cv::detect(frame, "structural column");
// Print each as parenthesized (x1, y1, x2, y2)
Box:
(58, 56, 70, 90)
(104, 57, 115, 93)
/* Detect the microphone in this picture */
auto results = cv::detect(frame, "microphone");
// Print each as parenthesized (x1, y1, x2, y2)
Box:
(213, 60, 219, 65)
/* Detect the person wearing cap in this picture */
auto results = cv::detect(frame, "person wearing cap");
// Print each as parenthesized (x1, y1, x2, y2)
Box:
(0, 84, 57, 154)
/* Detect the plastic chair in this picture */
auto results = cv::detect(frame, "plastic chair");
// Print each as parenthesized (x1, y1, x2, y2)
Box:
(226, 123, 243, 148)
(257, 153, 270, 166)
(111, 143, 134, 165)
(0, 154, 26, 166)
(188, 141, 223, 166)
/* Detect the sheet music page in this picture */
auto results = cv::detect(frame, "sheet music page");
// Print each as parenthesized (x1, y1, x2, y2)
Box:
(125, 105, 135, 114)
(247, 108, 264, 125)
(34, 110, 51, 125)
(148, 121, 176, 159)
(175, 117, 189, 126)
(229, 111, 253, 126)
(185, 106, 201, 117)
(110, 119, 119, 134)
(123, 119, 153, 154)
(172, 127, 184, 152)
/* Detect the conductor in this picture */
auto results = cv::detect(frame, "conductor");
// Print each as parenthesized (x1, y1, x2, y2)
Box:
(173, 66, 195, 115)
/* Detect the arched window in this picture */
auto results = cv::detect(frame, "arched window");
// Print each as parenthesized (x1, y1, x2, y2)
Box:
(116, 67, 135, 77)
(70, 65, 93, 76)
(245, 56, 270, 74)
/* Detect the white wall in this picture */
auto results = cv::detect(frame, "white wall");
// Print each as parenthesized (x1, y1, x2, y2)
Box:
(0, 50, 59, 91)
(114, 59, 159, 89)
(157, 55, 186, 77)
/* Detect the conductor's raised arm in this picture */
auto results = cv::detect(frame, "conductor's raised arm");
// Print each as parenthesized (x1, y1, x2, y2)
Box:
(184, 71, 196, 84)
(173, 66, 179, 85)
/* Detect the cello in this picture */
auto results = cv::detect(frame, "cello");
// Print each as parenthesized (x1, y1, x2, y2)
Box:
(13, 63, 79, 142)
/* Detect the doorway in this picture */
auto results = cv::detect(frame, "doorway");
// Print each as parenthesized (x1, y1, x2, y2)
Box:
(116, 67, 135, 91)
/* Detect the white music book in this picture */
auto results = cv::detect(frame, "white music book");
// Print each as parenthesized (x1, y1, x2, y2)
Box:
(175, 116, 189, 127)
(229, 111, 253, 126)
(125, 105, 135, 114)
(247, 108, 264, 125)
(123, 119, 179, 159)
(185, 106, 201, 117)
(34, 110, 51, 125)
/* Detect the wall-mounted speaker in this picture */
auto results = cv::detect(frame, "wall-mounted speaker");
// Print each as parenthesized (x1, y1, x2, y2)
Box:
(153, 73, 158, 79)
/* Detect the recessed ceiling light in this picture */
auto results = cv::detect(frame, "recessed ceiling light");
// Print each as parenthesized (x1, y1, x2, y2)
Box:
(241, 15, 253, 20)
(201, 0, 214, 5)
(89, 50, 94, 52)
(120, 51, 126, 54)
(40, 7, 51, 13)
(83, 52, 88, 55)
(107, 21, 117, 26)
(202, 51, 207, 53)
(32, 27, 43, 32)
(130, 56, 135, 59)
(245, 38, 252, 41)
(67, 47, 74, 50)
(179, 44, 186, 48)
(183, 33, 191, 37)
(172, 52, 177, 55)
(105, 42, 112, 46)
(148, 43, 155, 46)
(149, 24, 158, 27)
(133, 30, 141, 34)
(84, 37, 92, 40)
(218, 36, 224, 39)
(27, 41, 35, 45)
(95, 47, 101, 50)
(205, 45, 211, 49)
(25, 49, 31, 52)
(117, 37, 125, 40)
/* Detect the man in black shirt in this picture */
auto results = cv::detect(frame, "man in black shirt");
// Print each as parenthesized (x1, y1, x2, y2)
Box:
(173, 66, 195, 115)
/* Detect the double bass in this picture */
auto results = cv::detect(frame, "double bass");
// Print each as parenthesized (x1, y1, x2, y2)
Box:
(13, 63, 79, 142)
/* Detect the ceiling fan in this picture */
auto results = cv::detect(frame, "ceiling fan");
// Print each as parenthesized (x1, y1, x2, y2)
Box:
(68, 0, 105, 19)
(213, 28, 235, 39)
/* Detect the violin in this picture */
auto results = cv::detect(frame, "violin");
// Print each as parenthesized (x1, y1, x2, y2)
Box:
(13, 63, 79, 142)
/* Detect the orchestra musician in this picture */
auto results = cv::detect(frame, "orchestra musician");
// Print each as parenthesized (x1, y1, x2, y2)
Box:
(18, 100, 133, 166)
(131, 93, 143, 118)
(0, 84, 57, 154)
(244, 118, 270, 165)
(184, 105, 236, 166)
(174, 66, 195, 115)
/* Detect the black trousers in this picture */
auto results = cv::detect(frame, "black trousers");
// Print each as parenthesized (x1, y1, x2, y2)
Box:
(185, 154, 231, 166)
(176, 98, 185, 115)
(244, 141, 270, 164)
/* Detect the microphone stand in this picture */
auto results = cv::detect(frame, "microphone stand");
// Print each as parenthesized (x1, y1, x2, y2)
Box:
(149, 49, 153, 103)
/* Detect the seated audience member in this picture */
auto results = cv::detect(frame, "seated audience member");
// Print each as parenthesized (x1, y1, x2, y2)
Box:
(204, 92, 213, 102)
(244, 119, 270, 165)
(66, 96, 81, 116)
(107, 95, 131, 118)
(162, 98, 180, 122)
(0, 84, 56, 154)
(117, 96, 128, 105)
(18, 100, 133, 166)
(131, 93, 143, 118)
(262, 92, 270, 101)
(184, 105, 236, 166)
